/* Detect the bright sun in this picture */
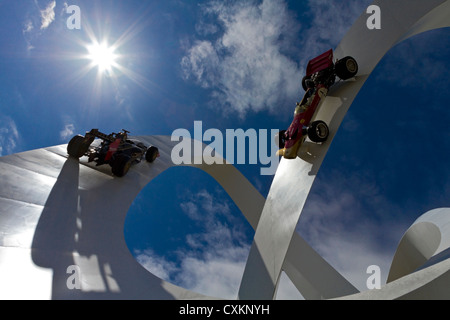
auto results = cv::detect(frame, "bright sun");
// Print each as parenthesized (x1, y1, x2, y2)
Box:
(77, 26, 147, 92)
(86, 41, 118, 74)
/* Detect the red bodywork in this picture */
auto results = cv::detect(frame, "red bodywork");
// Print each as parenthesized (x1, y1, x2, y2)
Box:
(278, 49, 335, 159)
(104, 138, 122, 161)
(306, 49, 333, 76)
(284, 85, 328, 159)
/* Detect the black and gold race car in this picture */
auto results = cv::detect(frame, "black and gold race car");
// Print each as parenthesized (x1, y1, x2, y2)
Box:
(67, 129, 159, 177)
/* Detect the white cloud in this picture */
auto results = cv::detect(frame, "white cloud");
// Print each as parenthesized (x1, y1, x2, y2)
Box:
(22, 1, 58, 51)
(303, 0, 370, 50)
(181, 0, 303, 117)
(0, 116, 20, 157)
(176, 253, 248, 298)
(40, 1, 56, 30)
(136, 245, 249, 299)
(23, 20, 34, 34)
(60, 123, 75, 141)
(180, 189, 231, 221)
(135, 249, 178, 281)
(181, 40, 220, 89)
(22, 19, 37, 51)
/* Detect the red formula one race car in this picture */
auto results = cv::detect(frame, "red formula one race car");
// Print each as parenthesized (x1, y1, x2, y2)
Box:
(67, 129, 159, 177)
(276, 49, 358, 159)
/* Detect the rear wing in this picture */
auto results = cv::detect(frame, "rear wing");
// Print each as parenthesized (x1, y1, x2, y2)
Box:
(85, 129, 128, 143)
(305, 49, 334, 76)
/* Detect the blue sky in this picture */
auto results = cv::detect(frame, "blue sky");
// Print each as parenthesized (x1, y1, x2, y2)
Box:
(0, 0, 449, 299)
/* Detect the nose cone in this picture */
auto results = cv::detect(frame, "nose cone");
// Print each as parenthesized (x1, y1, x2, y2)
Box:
(277, 140, 301, 159)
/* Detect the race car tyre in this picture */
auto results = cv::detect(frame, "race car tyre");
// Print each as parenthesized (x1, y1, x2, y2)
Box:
(301, 76, 309, 91)
(302, 75, 314, 91)
(308, 120, 329, 143)
(111, 154, 133, 177)
(67, 135, 89, 159)
(275, 130, 287, 148)
(335, 56, 358, 80)
(145, 146, 159, 163)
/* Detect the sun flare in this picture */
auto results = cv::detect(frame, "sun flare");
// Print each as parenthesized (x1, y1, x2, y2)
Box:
(86, 41, 118, 74)
(74, 20, 152, 96)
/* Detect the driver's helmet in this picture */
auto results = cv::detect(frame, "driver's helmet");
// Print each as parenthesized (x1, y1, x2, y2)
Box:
(116, 131, 127, 141)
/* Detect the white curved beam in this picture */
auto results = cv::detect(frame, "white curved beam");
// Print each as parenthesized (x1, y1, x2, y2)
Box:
(387, 208, 450, 283)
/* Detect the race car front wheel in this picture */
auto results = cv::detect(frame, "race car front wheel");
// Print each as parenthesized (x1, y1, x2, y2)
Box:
(111, 154, 132, 177)
(335, 56, 358, 80)
(302, 75, 317, 91)
(67, 135, 89, 159)
(308, 121, 329, 143)
(145, 146, 159, 163)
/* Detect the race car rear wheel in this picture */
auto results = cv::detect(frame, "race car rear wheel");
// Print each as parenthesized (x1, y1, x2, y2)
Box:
(111, 154, 132, 177)
(302, 75, 314, 91)
(308, 121, 329, 143)
(67, 135, 89, 159)
(335, 56, 358, 80)
(145, 146, 159, 163)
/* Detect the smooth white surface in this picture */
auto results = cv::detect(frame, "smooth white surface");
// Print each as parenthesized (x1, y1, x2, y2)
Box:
(387, 208, 450, 283)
